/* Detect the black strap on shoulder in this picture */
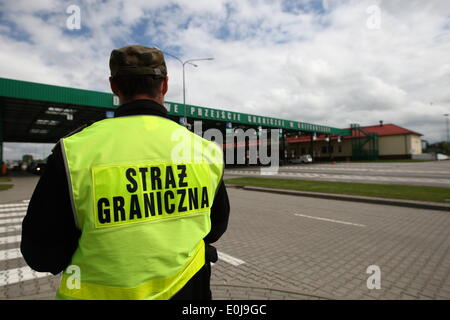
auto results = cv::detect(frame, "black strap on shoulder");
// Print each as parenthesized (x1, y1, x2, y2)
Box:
(51, 124, 89, 154)
(63, 124, 88, 139)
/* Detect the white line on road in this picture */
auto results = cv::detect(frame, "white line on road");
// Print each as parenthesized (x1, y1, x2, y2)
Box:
(0, 203, 29, 208)
(273, 166, 450, 175)
(0, 248, 22, 261)
(0, 225, 21, 234)
(0, 266, 53, 286)
(226, 170, 450, 185)
(0, 207, 28, 213)
(0, 235, 21, 245)
(0, 218, 24, 225)
(217, 251, 245, 266)
(294, 213, 366, 227)
(0, 211, 26, 218)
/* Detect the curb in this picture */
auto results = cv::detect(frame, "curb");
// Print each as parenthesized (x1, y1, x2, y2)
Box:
(225, 185, 450, 212)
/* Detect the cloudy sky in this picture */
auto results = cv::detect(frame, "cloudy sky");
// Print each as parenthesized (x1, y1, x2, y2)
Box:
(1, 0, 450, 160)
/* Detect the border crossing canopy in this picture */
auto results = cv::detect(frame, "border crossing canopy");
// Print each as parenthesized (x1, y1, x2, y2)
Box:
(0, 77, 351, 162)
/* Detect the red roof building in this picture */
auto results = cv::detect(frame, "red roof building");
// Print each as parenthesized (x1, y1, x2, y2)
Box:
(354, 124, 422, 137)
(285, 123, 423, 160)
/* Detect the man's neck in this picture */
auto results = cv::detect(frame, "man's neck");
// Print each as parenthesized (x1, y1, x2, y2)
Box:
(120, 94, 164, 106)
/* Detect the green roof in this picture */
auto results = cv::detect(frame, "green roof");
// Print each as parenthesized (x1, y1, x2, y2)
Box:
(0, 77, 351, 142)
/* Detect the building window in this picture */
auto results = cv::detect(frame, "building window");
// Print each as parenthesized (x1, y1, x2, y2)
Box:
(338, 145, 342, 153)
(301, 148, 306, 154)
(322, 146, 327, 154)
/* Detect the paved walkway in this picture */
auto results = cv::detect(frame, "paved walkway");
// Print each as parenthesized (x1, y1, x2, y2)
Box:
(0, 198, 319, 300)
(1, 172, 450, 300)
(1, 175, 309, 300)
(0, 200, 324, 300)
(209, 188, 450, 300)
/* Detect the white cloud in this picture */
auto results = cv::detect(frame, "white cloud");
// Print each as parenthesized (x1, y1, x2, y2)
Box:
(0, 0, 449, 146)
(3, 143, 53, 161)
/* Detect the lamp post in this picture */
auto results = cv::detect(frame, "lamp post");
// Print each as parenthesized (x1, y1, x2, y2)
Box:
(162, 51, 214, 127)
(445, 114, 449, 153)
(326, 135, 332, 161)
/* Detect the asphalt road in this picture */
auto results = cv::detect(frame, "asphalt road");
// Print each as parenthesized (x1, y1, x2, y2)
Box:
(0, 175, 39, 203)
(224, 161, 450, 187)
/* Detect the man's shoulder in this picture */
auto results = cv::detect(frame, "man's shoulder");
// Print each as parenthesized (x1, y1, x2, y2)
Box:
(62, 124, 90, 139)
(54, 122, 96, 152)
(62, 119, 113, 141)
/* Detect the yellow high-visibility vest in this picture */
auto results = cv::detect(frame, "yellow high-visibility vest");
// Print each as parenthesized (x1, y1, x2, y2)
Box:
(56, 115, 223, 300)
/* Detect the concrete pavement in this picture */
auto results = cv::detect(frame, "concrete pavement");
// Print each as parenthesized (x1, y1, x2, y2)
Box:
(1, 169, 450, 300)
(210, 188, 450, 300)
(0, 197, 320, 300)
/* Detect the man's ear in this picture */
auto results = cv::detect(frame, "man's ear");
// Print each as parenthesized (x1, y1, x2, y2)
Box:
(161, 77, 168, 96)
(109, 77, 121, 96)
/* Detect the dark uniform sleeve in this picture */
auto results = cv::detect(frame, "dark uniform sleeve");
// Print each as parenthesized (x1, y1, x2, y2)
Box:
(20, 142, 81, 275)
(172, 180, 230, 299)
(204, 180, 230, 244)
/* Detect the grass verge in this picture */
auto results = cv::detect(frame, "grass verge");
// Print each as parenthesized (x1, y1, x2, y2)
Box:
(339, 160, 432, 163)
(0, 184, 13, 191)
(0, 177, 11, 182)
(225, 177, 450, 203)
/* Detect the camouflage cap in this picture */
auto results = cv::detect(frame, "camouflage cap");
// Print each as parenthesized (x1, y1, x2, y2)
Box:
(109, 45, 167, 78)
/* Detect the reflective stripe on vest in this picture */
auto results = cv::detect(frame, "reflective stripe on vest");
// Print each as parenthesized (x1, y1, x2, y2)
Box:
(57, 240, 205, 300)
(57, 115, 223, 300)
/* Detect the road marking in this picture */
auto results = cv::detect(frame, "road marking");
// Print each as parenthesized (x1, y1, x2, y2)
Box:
(0, 225, 21, 234)
(0, 203, 29, 208)
(0, 248, 22, 261)
(279, 166, 450, 175)
(0, 218, 23, 225)
(294, 213, 366, 227)
(0, 211, 26, 218)
(226, 170, 450, 185)
(0, 207, 28, 213)
(217, 251, 245, 266)
(0, 266, 53, 285)
(0, 235, 21, 245)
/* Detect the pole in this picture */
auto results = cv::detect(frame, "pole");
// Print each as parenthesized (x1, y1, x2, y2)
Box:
(183, 63, 186, 124)
(445, 114, 449, 154)
(0, 104, 3, 165)
(329, 136, 332, 161)
(445, 114, 449, 143)
(159, 49, 213, 128)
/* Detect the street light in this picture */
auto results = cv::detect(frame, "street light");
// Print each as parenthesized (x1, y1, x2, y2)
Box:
(161, 51, 214, 127)
(445, 113, 449, 146)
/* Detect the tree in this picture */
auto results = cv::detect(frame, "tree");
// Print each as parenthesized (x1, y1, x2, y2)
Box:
(22, 154, 33, 163)
(425, 141, 450, 155)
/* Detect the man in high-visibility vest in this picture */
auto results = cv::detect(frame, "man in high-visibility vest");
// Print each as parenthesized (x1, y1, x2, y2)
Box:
(21, 45, 230, 300)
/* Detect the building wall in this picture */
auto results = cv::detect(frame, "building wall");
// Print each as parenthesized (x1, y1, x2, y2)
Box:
(286, 133, 422, 160)
(409, 135, 423, 155)
(286, 139, 352, 159)
(379, 134, 422, 156)
(379, 135, 407, 155)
